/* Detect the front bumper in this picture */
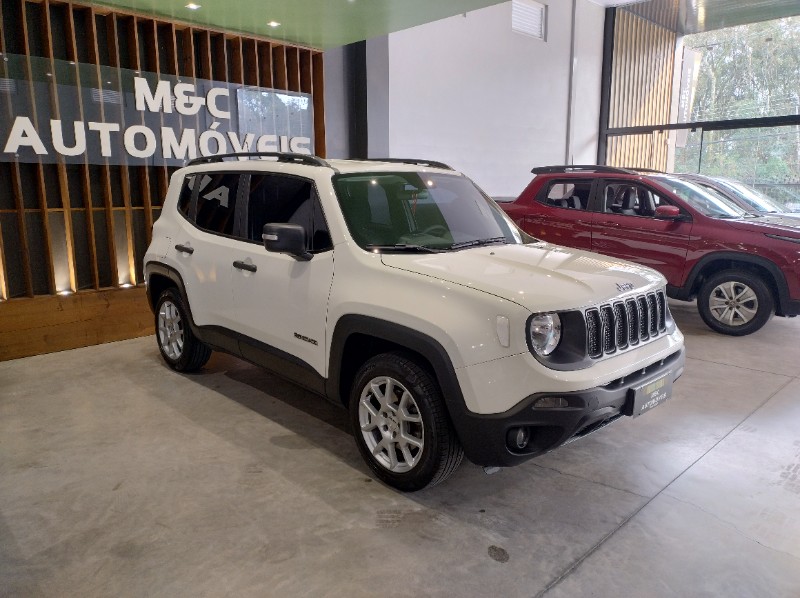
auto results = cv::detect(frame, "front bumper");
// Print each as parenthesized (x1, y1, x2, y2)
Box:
(449, 348, 685, 467)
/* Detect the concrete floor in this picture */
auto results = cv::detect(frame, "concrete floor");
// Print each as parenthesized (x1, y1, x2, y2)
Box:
(2, 302, 800, 598)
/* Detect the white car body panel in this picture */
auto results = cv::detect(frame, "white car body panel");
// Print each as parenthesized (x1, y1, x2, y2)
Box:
(144, 156, 686, 472)
(228, 244, 334, 375)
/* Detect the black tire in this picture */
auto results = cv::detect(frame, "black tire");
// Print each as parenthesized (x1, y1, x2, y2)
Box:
(697, 269, 774, 336)
(349, 352, 463, 492)
(154, 288, 212, 371)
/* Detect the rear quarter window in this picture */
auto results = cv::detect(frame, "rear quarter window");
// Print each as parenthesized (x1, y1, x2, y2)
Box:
(192, 173, 242, 236)
(177, 174, 195, 217)
(540, 180, 593, 209)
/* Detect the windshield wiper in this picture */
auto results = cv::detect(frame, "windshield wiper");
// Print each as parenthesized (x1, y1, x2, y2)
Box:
(365, 244, 445, 253)
(448, 236, 508, 250)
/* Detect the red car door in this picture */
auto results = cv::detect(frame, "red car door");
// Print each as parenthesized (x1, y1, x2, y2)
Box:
(591, 180, 692, 286)
(516, 178, 595, 251)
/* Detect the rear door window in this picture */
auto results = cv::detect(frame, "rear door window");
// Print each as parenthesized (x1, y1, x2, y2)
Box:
(539, 180, 593, 210)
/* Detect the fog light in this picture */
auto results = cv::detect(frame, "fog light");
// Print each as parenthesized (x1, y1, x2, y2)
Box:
(508, 426, 530, 450)
(533, 396, 569, 409)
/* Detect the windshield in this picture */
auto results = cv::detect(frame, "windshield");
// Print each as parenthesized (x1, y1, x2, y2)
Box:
(333, 172, 528, 251)
(716, 180, 787, 214)
(656, 176, 748, 218)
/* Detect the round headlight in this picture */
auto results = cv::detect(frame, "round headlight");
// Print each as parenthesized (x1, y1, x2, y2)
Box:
(528, 313, 562, 356)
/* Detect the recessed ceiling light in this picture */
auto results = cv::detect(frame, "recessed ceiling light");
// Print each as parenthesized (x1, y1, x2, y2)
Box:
(268, 21, 281, 27)
(185, 3, 201, 9)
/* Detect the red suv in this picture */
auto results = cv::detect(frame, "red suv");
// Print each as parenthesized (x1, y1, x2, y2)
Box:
(500, 166, 800, 336)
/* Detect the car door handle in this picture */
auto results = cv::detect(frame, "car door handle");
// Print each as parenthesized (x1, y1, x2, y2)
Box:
(175, 244, 194, 254)
(233, 260, 257, 273)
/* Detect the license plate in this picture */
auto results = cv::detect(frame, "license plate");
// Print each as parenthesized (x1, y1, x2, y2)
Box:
(626, 371, 673, 418)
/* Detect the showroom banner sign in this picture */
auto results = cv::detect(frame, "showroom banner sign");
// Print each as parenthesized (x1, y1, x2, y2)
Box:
(0, 53, 314, 166)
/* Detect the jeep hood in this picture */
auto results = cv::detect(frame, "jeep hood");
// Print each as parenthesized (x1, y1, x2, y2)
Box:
(380, 242, 665, 313)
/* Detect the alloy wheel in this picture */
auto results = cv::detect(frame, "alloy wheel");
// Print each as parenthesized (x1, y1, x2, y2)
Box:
(358, 376, 424, 473)
(157, 300, 184, 360)
(708, 281, 758, 326)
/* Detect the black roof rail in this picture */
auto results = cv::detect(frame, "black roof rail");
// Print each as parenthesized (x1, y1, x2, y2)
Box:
(368, 158, 455, 171)
(531, 165, 664, 175)
(624, 167, 665, 174)
(186, 152, 332, 168)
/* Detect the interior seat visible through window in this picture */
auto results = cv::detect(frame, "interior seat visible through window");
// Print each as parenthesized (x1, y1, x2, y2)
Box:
(618, 187, 639, 215)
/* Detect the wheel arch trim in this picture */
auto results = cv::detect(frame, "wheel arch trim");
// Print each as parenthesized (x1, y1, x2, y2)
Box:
(327, 315, 463, 406)
(144, 262, 201, 332)
(681, 252, 791, 313)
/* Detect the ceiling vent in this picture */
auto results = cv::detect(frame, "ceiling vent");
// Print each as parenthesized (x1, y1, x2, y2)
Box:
(91, 88, 123, 105)
(0, 78, 17, 93)
(512, 0, 547, 41)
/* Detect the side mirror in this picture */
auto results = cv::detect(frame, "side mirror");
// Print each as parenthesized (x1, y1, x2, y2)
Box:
(654, 205, 684, 220)
(262, 223, 312, 261)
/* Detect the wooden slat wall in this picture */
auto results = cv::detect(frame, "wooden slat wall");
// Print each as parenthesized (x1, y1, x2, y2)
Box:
(0, 0, 325, 360)
(607, 9, 676, 170)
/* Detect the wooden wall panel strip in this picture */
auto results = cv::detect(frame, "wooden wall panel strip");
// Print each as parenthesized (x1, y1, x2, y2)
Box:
(228, 36, 243, 84)
(22, 0, 57, 294)
(258, 41, 273, 88)
(0, 30, 6, 301)
(0, 225, 6, 300)
(65, 5, 100, 290)
(129, 18, 154, 246)
(272, 45, 287, 90)
(285, 46, 300, 92)
(607, 9, 676, 170)
(44, 0, 78, 292)
(178, 26, 195, 78)
(196, 29, 212, 80)
(242, 38, 258, 86)
(88, 11, 120, 287)
(2, 3, 33, 297)
(211, 33, 226, 81)
(0, 0, 6, 54)
(107, 13, 137, 285)
(312, 52, 326, 158)
(300, 50, 312, 95)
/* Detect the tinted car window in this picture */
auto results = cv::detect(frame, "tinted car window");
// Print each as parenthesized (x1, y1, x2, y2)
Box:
(246, 174, 331, 252)
(177, 175, 195, 217)
(192, 173, 242, 236)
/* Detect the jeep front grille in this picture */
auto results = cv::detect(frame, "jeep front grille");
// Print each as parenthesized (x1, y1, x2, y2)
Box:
(585, 290, 668, 359)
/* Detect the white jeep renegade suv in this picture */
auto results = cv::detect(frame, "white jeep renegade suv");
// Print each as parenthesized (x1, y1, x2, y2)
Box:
(144, 153, 685, 491)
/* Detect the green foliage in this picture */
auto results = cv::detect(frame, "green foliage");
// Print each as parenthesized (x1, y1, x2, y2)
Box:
(673, 17, 800, 201)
